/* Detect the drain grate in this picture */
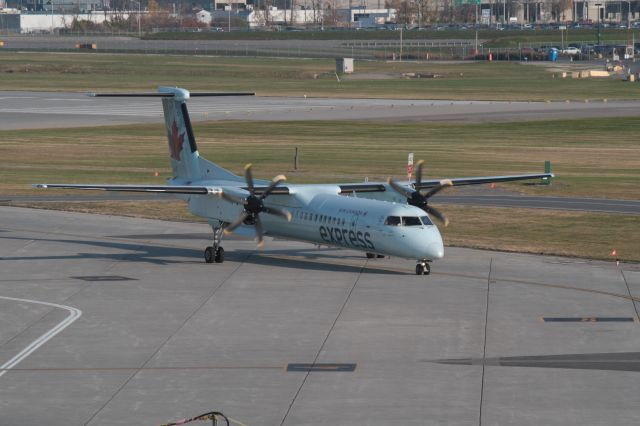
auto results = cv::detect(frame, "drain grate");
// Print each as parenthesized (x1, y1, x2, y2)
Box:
(286, 363, 357, 372)
(72, 275, 136, 282)
(542, 317, 636, 323)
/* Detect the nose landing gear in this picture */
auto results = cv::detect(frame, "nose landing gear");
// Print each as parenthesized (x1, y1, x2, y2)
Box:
(415, 260, 431, 275)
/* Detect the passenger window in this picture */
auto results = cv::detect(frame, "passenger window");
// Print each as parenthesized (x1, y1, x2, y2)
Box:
(403, 216, 422, 226)
(420, 215, 433, 226)
(384, 216, 401, 226)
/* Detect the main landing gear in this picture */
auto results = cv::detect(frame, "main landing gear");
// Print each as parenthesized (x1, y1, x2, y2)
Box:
(415, 261, 431, 276)
(204, 225, 225, 264)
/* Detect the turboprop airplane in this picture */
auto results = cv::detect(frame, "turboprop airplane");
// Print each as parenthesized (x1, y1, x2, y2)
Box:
(34, 87, 554, 275)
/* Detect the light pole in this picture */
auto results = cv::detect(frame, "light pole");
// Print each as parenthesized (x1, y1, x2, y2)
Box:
(131, 0, 141, 37)
(595, 2, 602, 45)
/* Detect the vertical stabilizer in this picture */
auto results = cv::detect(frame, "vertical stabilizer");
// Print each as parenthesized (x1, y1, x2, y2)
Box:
(159, 87, 201, 180)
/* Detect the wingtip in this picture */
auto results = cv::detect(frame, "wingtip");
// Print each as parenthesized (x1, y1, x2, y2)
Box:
(416, 159, 425, 166)
(244, 163, 253, 171)
(32, 184, 46, 188)
(440, 179, 453, 187)
(274, 174, 287, 182)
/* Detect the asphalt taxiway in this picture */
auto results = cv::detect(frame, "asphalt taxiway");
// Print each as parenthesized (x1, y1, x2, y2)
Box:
(1, 206, 639, 425)
(2, 91, 640, 129)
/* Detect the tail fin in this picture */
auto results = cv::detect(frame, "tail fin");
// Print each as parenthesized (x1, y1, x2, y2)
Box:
(89, 87, 255, 182)
(160, 87, 201, 180)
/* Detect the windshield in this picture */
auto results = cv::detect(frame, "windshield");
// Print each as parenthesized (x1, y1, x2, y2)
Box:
(384, 216, 401, 226)
(385, 216, 432, 226)
(402, 216, 422, 226)
(420, 215, 433, 226)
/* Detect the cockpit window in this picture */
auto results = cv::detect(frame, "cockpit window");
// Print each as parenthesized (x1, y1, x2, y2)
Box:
(420, 215, 433, 226)
(402, 216, 422, 226)
(384, 216, 401, 226)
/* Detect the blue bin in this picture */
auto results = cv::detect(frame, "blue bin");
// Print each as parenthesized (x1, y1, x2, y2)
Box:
(549, 48, 558, 62)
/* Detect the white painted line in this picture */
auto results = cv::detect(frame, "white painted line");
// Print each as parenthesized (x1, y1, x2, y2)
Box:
(0, 296, 82, 378)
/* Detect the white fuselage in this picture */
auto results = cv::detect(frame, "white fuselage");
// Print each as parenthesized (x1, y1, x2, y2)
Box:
(186, 180, 444, 261)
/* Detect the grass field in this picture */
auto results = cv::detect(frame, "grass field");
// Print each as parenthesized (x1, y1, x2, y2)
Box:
(1, 53, 639, 101)
(3, 117, 638, 199)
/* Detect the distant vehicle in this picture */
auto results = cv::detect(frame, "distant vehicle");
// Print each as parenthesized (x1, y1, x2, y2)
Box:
(561, 46, 580, 55)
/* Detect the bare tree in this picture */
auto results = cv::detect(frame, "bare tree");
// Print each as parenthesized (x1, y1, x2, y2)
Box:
(323, 0, 341, 27)
(552, 0, 573, 21)
(310, 0, 322, 28)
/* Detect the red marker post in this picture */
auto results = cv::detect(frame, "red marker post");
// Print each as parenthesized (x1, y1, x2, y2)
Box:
(611, 249, 619, 266)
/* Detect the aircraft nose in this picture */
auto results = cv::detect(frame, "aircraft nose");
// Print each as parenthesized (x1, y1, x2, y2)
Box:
(417, 227, 444, 260)
(426, 240, 444, 260)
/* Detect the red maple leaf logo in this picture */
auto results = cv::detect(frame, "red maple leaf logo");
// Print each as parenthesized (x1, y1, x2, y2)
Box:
(168, 121, 184, 161)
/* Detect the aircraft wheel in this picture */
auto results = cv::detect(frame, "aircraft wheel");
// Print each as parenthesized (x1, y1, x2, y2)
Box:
(415, 264, 424, 275)
(204, 246, 214, 263)
(215, 247, 225, 263)
(424, 263, 431, 275)
(366, 252, 376, 259)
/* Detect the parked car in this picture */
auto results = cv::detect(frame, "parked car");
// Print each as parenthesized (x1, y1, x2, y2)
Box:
(561, 46, 580, 55)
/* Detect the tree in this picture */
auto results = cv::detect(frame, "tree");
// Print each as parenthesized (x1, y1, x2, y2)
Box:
(323, 0, 341, 27)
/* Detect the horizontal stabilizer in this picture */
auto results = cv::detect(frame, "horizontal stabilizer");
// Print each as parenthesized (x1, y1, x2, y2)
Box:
(87, 91, 255, 98)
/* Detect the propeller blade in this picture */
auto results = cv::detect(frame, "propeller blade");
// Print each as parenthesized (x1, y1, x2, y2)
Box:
(244, 163, 255, 194)
(387, 177, 414, 199)
(263, 206, 292, 222)
(259, 174, 287, 200)
(223, 211, 249, 235)
(425, 206, 449, 227)
(415, 160, 425, 187)
(420, 179, 453, 199)
(218, 190, 246, 205)
(254, 215, 265, 247)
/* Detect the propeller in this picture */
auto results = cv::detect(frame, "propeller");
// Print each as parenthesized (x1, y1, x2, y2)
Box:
(387, 160, 453, 227)
(219, 164, 292, 247)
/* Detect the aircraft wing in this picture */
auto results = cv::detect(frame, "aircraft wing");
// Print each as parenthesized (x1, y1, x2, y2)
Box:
(32, 184, 217, 195)
(33, 183, 293, 196)
(415, 172, 554, 190)
(338, 172, 553, 194)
